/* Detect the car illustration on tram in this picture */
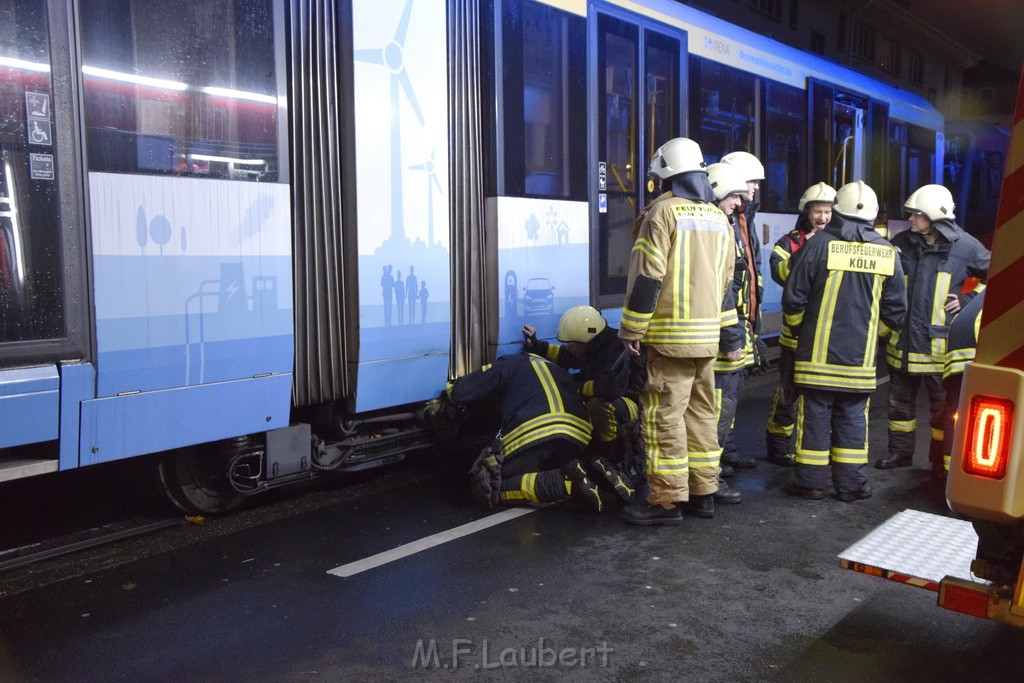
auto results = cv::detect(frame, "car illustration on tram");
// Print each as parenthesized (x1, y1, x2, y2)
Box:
(0, 0, 944, 513)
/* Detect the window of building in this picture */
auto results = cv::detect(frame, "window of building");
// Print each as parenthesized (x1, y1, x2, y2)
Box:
(852, 22, 875, 63)
(810, 31, 825, 55)
(749, 0, 782, 21)
(80, 0, 281, 181)
(837, 12, 847, 53)
(908, 51, 924, 86)
(879, 36, 901, 76)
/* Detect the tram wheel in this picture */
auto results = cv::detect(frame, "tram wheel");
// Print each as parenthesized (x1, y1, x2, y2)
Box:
(158, 445, 247, 515)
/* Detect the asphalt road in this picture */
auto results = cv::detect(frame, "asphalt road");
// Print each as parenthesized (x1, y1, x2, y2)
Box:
(1, 371, 1022, 682)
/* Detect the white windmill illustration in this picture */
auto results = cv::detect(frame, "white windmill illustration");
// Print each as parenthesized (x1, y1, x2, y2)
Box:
(409, 149, 442, 246)
(354, 0, 424, 244)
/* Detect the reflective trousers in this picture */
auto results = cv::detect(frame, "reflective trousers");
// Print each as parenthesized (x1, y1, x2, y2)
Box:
(765, 348, 798, 459)
(714, 369, 745, 463)
(498, 438, 581, 505)
(941, 373, 963, 473)
(640, 349, 720, 507)
(793, 388, 870, 493)
(887, 369, 945, 468)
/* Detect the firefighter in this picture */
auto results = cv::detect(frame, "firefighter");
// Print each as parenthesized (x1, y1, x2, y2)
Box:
(523, 305, 642, 497)
(783, 181, 907, 501)
(447, 353, 602, 510)
(876, 184, 990, 474)
(618, 137, 734, 525)
(941, 291, 984, 480)
(706, 162, 759, 505)
(717, 150, 767, 472)
(764, 182, 837, 467)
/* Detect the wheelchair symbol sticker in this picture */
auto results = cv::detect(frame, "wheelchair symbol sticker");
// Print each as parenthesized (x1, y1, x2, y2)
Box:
(28, 118, 52, 146)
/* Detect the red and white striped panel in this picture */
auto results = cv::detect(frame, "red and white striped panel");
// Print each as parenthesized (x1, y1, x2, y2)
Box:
(978, 67, 1024, 368)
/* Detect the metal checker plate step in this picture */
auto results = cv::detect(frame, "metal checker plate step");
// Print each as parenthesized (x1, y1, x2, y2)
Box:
(838, 509, 982, 590)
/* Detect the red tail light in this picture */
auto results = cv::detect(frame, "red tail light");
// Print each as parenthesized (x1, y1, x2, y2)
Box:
(962, 396, 1013, 479)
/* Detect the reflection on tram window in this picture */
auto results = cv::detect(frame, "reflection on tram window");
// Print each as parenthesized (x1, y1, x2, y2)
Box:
(0, 0, 65, 345)
(79, 0, 279, 182)
(492, 0, 586, 199)
(690, 57, 756, 163)
(764, 81, 806, 212)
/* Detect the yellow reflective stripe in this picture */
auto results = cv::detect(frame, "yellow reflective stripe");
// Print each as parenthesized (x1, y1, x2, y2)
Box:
(973, 281, 986, 294)
(500, 472, 540, 503)
(931, 427, 943, 441)
(501, 420, 592, 456)
(813, 270, 844, 365)
(864, 274, 883, 365)
(599, 401, 618, 442)
(677, 230, 690, 320)
(774, 245, 792, 282)
(689, 448, 722, 468)
(793, 373, 876, 391)
(906, 356, 945, 373)
(889, 419, 916, 432)
(831, 448, 868, 464)
(545, 344, 561, 362)
(721, 309, 739, 327)
(795, 450, 830, 466)
(794, 360, 876, 377)
(622, 310, 654, 337)
(644, 391, 662, 472)
(531, 358, 563, 413)
(632, 237, 664, 264)
(879, 320, 892, 337)
(624, 397, 639, 421)
(582, 380, 595, 399)
(784, 311, 804, 327)
(931, 272, 952, 358)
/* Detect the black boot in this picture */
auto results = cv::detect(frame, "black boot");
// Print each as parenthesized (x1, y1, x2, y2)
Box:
(712, 478, 742, 504)
(722, 454, 756, 469)
(621, 502, 683, 526)
(875, 454, 913, 470)
(681, 494, 714, 518)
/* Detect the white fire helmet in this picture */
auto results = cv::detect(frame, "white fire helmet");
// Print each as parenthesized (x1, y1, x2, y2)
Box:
(904, 184, 956, 222)
(798, 182, 837, 211)
(557, 305, 607, 343)
(720, 151, 765, 181)
(706, 163, 749, 201)
(834, 181, 879, 222)
(649, 138, 707, 180)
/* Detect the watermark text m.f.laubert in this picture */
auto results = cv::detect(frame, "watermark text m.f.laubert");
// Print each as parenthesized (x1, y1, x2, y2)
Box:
(411, 638, 613, 669)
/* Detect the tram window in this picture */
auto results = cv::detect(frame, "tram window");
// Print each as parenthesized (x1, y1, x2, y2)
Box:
(79, 0, 280, 182)
(0, 0, 65, 345)
(490, 0, 586, 200)
(764, 81, 806, 212)
(689, 57, 756, 162)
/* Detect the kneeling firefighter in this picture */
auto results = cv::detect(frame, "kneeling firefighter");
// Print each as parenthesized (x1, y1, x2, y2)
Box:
(447, 353, 623, 512)
(524, 305, 644, 499)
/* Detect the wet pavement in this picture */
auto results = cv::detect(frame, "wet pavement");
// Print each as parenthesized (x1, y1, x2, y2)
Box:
(1, 372, 1022, 682)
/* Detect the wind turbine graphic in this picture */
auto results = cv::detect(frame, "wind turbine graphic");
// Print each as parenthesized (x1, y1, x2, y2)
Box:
(354, 0, 424, 244)
(409, 149, 442, 246)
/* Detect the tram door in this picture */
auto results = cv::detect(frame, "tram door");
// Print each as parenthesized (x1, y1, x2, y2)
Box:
(0, 0, 89, 460)
(808, 79, 873, 189)
(592, 11, 685, 308)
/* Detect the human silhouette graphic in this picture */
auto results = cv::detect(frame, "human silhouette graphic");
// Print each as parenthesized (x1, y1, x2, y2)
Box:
(381, 265, 394, 327)
(394, 270, 405, 325)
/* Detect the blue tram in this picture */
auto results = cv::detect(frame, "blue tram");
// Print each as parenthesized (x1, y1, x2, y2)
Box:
(0, 0, 944, 512)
